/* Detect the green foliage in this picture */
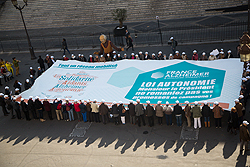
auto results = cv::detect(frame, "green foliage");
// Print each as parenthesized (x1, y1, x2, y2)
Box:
(112, 9, 127, 23)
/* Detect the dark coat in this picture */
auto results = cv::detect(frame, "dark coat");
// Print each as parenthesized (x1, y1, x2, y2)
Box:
(118, 104, 125, 116)
(174, 104, 183, 115)
(24, 82, 32, 90)
(0, 97, 6, 106)
(202, 105, 211, 117)
(86, 103, 91, 112)
(145, 104, 154, 117)
(21, 101, 28, 112)
(5, 99, 13, 110)
(35, 99, 43, 110)
(228, 111, 239, 129)
(128, 103, 135, 116)
(99, 103, 109, 115)
(13, 101, 20, 110)
(79, 103, 87, 113)
(111, 104, 119, 115)
(43, 101, 51, 111)
(37, 57, 45, 68)
(240, 124, 250, 141)
(28, 99, 35, 111)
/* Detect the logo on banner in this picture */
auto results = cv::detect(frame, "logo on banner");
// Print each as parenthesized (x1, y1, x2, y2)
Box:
(48, 71, 97, 92)
(125, 61, 225, 104)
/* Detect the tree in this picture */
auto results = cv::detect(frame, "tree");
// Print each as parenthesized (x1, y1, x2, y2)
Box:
(112, 9, 127, 28)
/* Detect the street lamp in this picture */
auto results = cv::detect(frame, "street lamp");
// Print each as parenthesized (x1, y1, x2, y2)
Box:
(156, 16, 163, 45)
(11, 0, 36, 60)
(239, 32, 250, 62)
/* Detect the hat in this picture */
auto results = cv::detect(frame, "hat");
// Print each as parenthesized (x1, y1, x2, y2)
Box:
(239, 95, 244, 98)
(124, 53, 127, 56)
(166, 101, 169, 105)
(202, 52, 206, 55)
(152, 53, 155, 56)
(136, 99, 140, 102)
(221, 48, 224, 51)
(234, 99, 239, 103)
(44, 97, 47, 100)
(5, 86, 9, 89)
(204, 101, 208, 105)
(57, 98, 61, 101)
(242, 78, 247, 81)
(139, 51, 142, 54)
(113, 51, 116, 54)
(15, 88, 19, 91)
(243, 120, 249, 125)
(107, 54, 110, 57)
(46, 54, 49, 57)
(65, 98, 69, 101)
(101, 55, 103, 57)
(170, 37, 174, 40)
(129, 100, 133, 103)
(87, 99, 90, 103)
(30, 75, 33, 78)
(21, 98, 24, 101)
(214, 101, 219, 105)
(210, 53, 214, 56)
(71, 54, 74, 56)
(193, 50, 197, 53)
(89, 55, 92, 57)
(176, 100, 179, 104)
(146, 100, 150, 104)
(246, 69, 250, 72)
(118, 54, 120, 56)
(228, 50, 231, 53)
(113, 55, 116, 58)
(0, 93, 4, 96)
(62, 102, 66, 105)
(74, 99, 78, 102)
(246, 76, 250, 79)
(175, 51, 179, 54)
(135, 54, 138, 57)
(30, 67, 33, 69)
(63, 55, 66, 57)
(157, 101, 162, 104)
(38, 67, 41, 69)
(101, 99, 105, 102)
(35, 96, 39, 99)
(131, 53, 135, 55)
(220, 52, 224, 54)
(13, 97, 16, 100)
(158, 51, 162, 54)
(145, 52, 148, 54)
(93, 99, 97, 102)
(113, 101, 117, 104)
(29, 96, 33, 99)
(4, 95, 8, 98)
(51, 56, 54, 58)
(185, 101, 189, 104)
(194, 101, 198, 105)
(119, 101, 123, 104)
(169, 54, 173, 56)
(182, 52, 185, 55)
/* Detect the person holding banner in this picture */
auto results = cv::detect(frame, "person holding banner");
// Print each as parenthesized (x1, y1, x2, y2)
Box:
(128, 100, 136, 125)
(65, 99, 74, 121)
(145, 101, 154, 127)
(135, 99, 146, 127)
(111, 101, 120, 125)
(118, 101, 126, 124)
(35, 97, 45, 122)
(91, 99, 100, 123)
(213, 101, 223, 128)
(155, 101, 164, 126)
(202, 101, 211, 128)
(235, 99, 244, 125)
(164, 101, 173, 126)
(54, 98, 63, 121)
(86, 100, 92, 122)
(173, 101, 183, 127)
(191, 101, 202, 129)
(79, 100, 87, 122)
(74, 100, 82, 122)
(184, 101, 191, 127)
(99, 99, 109, 124)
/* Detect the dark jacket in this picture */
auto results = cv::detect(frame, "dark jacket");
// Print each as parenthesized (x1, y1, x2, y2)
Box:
(43, 101, 51, 111)
(79, 103, 87, 113)
(228, 111, 239, 129)
(86, 103, 92, 112)
(174, 104, 183, 115)
(37, 57, 45, 68)
(118, 104, 125, 116)
(5, 99, 13, 110)
(111, 104, 119, 115)
(135, 103, 145, 116)
(35, 99, 43, 110)
(13, 101, 20, 110)
(24, 82, 32, 90)
(145, 104, 154, 117)
(99, 103, 109, 115)
(202, 105, 211, 117)
(53, 100, 62, 110)
(28, 99, 35, 111)
(128, 103, 135, 116)
(0, 97, 6, 106)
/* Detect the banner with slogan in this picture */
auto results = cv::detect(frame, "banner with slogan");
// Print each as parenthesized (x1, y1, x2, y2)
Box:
(19, 59, 243, 109)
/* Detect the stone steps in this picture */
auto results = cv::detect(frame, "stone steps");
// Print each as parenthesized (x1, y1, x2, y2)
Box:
(0, 0, 243, 31)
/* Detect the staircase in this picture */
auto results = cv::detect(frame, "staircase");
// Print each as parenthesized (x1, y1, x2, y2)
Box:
(0, 0, 245, 31)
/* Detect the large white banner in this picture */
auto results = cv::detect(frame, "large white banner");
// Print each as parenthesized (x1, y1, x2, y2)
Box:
(19, 59, 243, 109)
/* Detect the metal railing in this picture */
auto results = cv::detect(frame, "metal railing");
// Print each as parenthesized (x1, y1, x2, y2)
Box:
(0, 21, 247, 52)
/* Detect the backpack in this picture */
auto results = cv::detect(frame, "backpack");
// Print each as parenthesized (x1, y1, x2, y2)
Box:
(57, 103, 62, 110)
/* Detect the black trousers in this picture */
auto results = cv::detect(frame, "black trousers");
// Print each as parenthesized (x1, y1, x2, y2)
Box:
(136, 115, 146, 127)
(215, 118, 222, 127)
(47, 110, 53, 120)
(101, 114, 109, 124)
(23, 111, 30, 120)
(93, 113, 100, 122)
(15, 109, 22, 119)
(30, 109, 38, 119)
(158, 117, 163, 125)
(147, 116, 154, 127)
(1, 105, 8, 115)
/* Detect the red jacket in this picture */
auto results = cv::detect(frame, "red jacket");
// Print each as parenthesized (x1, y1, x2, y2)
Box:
(74, 103, 81, 112)
(192, 53, 198, 60)
(43, 101, 51, 111)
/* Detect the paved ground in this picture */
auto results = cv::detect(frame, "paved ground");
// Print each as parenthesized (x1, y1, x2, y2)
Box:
(0, 42, 249, 167)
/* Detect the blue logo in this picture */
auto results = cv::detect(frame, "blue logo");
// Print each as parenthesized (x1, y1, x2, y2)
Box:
(125, 61, 225, 104)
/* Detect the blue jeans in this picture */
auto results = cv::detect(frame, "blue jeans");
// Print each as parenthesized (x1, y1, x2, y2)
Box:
(204, 117, 210, 123)
(165, 114, 172, 125)
(67, 109, 74, 121)
(82, 112, 87, 122)
(63, 48, 70, 55)
(176, 115, 182, 126)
